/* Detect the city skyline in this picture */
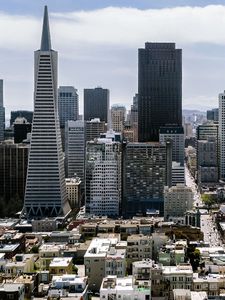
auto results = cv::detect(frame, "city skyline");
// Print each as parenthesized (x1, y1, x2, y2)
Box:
(1, 1, 225, 118)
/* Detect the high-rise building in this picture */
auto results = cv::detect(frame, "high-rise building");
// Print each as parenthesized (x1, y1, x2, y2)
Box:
(138, 43, 182, 142)
(196, 122, 219, 181)
(58, 86, 79, 128)
(111, 104, 126, 133)
(65, 120, 85, 190)
(10, 111, 33, 126)
(159, 126, 184, 165)
(207, 108, 219, 122)
(84, 87, 109, 123)
(24, 6, 70, 218)
(197, 138, 218, 186)
(122, 141, 172, 217)
(13, 117, 31, 144)
(172, 162, 185, 186)
(85, 133, 122, 217)
(0, 141, 28, 213)
(86, 118, 106, 142)
(196, 122, 219, 141)
(0, 80, 5, 141)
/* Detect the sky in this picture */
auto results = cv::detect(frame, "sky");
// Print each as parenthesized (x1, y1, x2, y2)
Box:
(2, 1, 225, 118)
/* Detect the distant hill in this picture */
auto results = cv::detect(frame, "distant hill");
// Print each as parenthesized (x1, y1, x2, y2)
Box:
(183, 109, 206, 115)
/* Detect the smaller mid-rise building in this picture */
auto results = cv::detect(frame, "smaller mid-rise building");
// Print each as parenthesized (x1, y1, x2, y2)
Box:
(39, 243, 66, 270)
(172, 162, 185, 186)
(86, 118, 106, 142)
(100, 276, 150, 300)
(127, 235, 152, 270)
(0, 283, 25, 300)
(49, 257, 73, 276)
(164, 184, 194, 222)
(111, 104, 126, 133)
(84, 238, 126, 292)
(48, 274, 88, 299)
(5, 254, 35, 276)
(159, 126, 184, 165)
(65, 177, 81, 209)
(162, 264, 193, 299)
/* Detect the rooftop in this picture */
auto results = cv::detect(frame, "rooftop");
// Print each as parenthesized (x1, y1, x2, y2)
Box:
(49, 257, 72, 268)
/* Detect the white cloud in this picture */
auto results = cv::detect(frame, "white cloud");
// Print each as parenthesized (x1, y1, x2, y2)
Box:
(1, 5, 225, 116)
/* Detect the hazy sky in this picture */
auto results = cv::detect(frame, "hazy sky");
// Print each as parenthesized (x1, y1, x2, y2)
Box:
(2, 0, 225, 117)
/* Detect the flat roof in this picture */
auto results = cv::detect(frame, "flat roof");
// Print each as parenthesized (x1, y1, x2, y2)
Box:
(49, 257, 72, 268)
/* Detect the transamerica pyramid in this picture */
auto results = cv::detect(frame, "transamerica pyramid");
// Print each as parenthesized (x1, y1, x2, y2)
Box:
(24, 6, 71, 218)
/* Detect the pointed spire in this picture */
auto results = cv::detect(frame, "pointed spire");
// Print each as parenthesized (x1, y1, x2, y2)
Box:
(40, 6, 52, 51)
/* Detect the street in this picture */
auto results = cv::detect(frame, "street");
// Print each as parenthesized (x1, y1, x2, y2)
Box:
(185, 164, 222, 246)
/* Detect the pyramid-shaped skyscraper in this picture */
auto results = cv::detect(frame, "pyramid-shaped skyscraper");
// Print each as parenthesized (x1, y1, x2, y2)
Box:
(24, 6, 71, 218)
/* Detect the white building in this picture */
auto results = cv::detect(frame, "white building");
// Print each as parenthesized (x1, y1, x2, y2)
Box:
(219, 91, 225, 180)
(24, 6, 70, 218)
(111, 104, 126, 133)
(164, 184, 194, 221)
(85, 137, 122, 217)
(65, 120, 85, 190)
(100, 276, 150, 300)
(65, 177, 81, 209)
(49, 274, 88, 299)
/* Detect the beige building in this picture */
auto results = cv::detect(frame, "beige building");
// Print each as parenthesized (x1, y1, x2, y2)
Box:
(84, 238, 126, 292)
(162, 264, 193, 299)
(49, 257, 73, 276)
(111, 104, 126, 132)
(5, 254, 35, 276)
(164, 184, 194, 222)
(39, 243, 66, 270)
(65, 177, 81, 209)
(127, 234, 152, 270)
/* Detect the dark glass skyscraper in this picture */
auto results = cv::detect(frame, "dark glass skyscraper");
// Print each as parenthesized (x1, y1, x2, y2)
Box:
(138, 43, 182, 142)
(84, 87, 109, 123)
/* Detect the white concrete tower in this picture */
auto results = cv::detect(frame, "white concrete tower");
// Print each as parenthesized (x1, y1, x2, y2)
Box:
(24, 6, 70, 218)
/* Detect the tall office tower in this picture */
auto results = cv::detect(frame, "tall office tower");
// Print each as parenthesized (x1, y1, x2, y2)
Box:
(86, 118, 106, 142)
(138, 43, 182, 142)
(111, 104, 126, 133)
(207, 108, 219, 122)
(197, 138, 218, 187)
(13, 117, 31, 143)
(159, 126, 184, 165)
(65, 120, 85, 190)
(58, 86, 79, 128)
(10, 110, 33, 126)
(122, 141, 172, 217)
(0, 141, 28, 214)
(0, 80, 5, 141)
(84, 87, 109, 123)
(85, 136, 122, 216)
(24, 6, 70, 218)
